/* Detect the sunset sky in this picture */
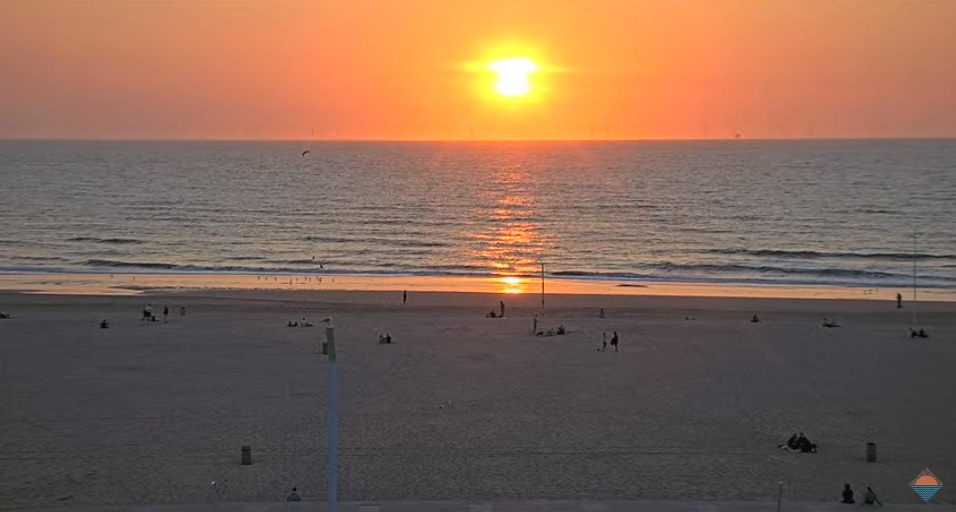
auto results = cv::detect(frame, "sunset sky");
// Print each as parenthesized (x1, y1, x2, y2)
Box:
(2, 0, 955, 140)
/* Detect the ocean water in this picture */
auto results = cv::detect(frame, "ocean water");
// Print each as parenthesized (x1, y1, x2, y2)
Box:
(1, 139, 954, 290)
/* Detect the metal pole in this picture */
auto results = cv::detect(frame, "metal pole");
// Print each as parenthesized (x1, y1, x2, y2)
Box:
(776, 481, 783, 512)
(913, 232, 918, 326)
(540, 263, 545, 311)
(326, 323, 337, 512)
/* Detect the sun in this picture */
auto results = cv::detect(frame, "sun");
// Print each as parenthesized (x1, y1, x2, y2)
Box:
(487, 57, 537, 97)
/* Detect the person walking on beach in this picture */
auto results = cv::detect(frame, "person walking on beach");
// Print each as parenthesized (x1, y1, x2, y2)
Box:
(610, 331, 619, 352)
(896, 292, 902, 309)
(143, 304, 153, 325)
(533, 314, 538, 334)
(499, 300, 505, 317)
(163, 305, 169, 323)
(602, 331, 607, 351)
(403, 290, 407, 305)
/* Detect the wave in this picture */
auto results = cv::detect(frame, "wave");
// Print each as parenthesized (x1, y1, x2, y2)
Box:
(701, 248, 956, 261)
(300, 235, 449, 247)
(68, 236, 146, 245)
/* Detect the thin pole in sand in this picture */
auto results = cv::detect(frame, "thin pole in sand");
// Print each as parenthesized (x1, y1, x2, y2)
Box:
(540, 262, 545, 312)
(912, 231, 919, 327)
(776, 481, 783, 512)
(325, 321, 337, 512)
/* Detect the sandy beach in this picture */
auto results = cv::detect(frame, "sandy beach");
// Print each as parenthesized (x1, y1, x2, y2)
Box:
(1, 289, 953, 508)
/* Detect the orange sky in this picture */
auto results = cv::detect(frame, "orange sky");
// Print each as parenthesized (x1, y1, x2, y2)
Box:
(2, 0, 955, 140)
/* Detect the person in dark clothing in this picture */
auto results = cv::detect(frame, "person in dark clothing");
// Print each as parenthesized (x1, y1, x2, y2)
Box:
(100, 319, 110, 329)
(841, 483, 855, 504)
(403, 290, 407, 304)
(896, 293, 902, 309)
(499, 300, 505, 317)
(751, 314, 760, 323)
(286, 487, 301, 502)
(610, 332, 619, 351)
(163, 305, 169, 323)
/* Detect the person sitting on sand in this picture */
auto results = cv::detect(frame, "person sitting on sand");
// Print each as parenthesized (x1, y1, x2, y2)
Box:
(385, 333, 392, 344)
(557, 325, 566, 335)
(0, 312, 11, 319)
(302, 318, 313, 327)
(796, 432, 817, 453)
(822, 317, 840, 328)
(841, 483, 855, 504)
(918, 328, 928, 338)
(751, 314, 760, 323)
(863, 486, 882, 506)
(487, 311, 497, 318)
(100, 319, 110, 329)
(778, 433, 800, 451)
(286, 487, 301, 502)
(287, 320, 298, 327)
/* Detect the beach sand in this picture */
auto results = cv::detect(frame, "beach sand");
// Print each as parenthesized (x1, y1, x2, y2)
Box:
(1, 290, 953, 508)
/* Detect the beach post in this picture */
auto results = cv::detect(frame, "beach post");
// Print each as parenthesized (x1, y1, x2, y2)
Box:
(866, 442, 877, 462)
(776, 481, 783, 512)
(241, 445, 251, 465)
(325, 321, 338, 512)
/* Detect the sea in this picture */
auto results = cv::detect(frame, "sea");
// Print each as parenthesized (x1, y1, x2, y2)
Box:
(1, 139, 954, 290)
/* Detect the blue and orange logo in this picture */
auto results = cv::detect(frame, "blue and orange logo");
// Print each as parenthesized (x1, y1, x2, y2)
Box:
(910, 468, 942, 502)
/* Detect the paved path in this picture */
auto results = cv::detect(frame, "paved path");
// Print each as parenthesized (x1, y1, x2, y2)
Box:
(7, 500, 953, 512)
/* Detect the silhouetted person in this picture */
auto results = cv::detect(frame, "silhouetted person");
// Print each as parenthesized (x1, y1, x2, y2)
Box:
(500, 300, 505, 317)
(841, 483, 855, 504)
(896, 293, 902, 309)
(379, 334, 385, 344)
(180, 305, 186, 316)
(863, 486, 881, 506)
(403, 290, 407, 304)
(602, 332, 607, 351)
(751, 314, 760, 323)
(610, 332, 619, 351)
(100, 319, 110, 329)
(557, 325, 565, 335)
(286, 487, 301, 502)
(385, 333, 392, 344)
(163, 305, 169, 323)
(533, 315, 538, 334)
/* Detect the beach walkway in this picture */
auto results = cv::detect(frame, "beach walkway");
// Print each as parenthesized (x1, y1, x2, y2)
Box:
(7, 500, 953, 512)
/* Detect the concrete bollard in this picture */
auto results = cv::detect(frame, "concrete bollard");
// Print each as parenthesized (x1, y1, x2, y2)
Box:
(241, 445, 252, 465)
(865, 442, 877, 462)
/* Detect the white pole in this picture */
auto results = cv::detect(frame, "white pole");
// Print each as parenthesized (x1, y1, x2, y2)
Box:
(325, 323, 337, 512)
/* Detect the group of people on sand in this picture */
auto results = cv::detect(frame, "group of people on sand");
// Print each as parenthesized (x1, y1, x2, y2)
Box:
(141, 304, 172, 325)
(909, 328, 929, 338)
(0, 311, 13, 319)
(537, 325, 566, 337)
(599, 331, 620, 351)
(287, 318, 313, 327)
(486, 301, 507, 318)
(778, 432, 817, 453)
(842, 483, 882, 506)
(378, 333, 393, 344)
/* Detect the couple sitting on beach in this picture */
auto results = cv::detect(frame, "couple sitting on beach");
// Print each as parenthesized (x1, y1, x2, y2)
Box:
(378, 333, 392, 344)
(779, 432, 817, 453)
(821, 317, 841, 328)
(287, 318, 313, 327)
(0, 312, 13, 319)
(536, 325, 566, 337)
(909, 328, 929, 339)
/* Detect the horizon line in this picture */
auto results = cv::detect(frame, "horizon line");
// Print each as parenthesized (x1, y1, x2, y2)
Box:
(2, 136, 955, 143)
